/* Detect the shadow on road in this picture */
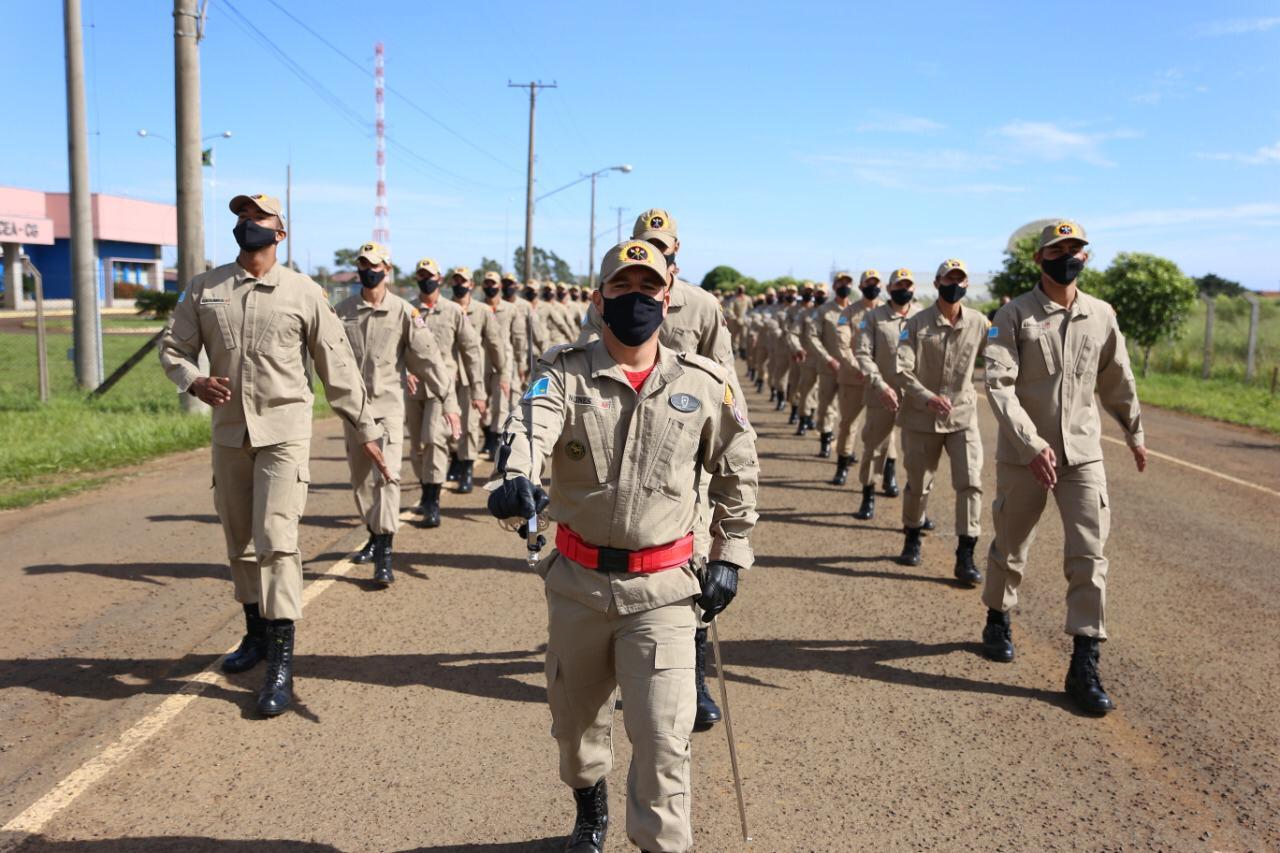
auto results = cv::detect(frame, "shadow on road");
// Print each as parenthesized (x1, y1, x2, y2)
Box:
(22, 562, 227, 585)
(757, 554, 959, 586)
(146, 513, 360, 531)
(4, 836, 565, 852)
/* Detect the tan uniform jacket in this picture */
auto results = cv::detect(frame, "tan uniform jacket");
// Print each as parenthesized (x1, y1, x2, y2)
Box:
(501, 341, 759, 615)
(783, 304, 807, 354)
(334, 292, 450, 418)
(407, 296, 482, 411)
(895, 303, 991, 433)
(806, 301, 847, 376)
(483, 299, 518, 380)
(836, 300, 879, 385)
(578, 280, 735, 369)
(459, 299, 510, 382)
(505, 297, 535, 375)
(540, 301, 578, 348)
(854, 301, 922, 407)
(159, 261, 378, 448)
(985, 286, 1144, 466)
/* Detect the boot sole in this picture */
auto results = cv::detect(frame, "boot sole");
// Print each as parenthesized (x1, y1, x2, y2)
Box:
(257, 704, 290, 718)
(897, 557, 922, 567)
(982, 648, 1015, 663)
(692, 719, 720, 733)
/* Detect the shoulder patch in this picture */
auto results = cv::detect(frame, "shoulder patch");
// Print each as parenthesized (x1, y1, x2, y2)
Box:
(413, 314, 427, 328)
(838, 315, 848, 325)
(858, 320, 866, 330)
(676, 351, 728, 382)
(177, 290, 187, 303)
(523, 375, 551, 400)
(988, 326, 999, 339)
(899, 328, 910, 341)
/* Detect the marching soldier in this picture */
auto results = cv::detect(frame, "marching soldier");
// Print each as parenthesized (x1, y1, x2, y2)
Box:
(577, 207, 741, 732)
(159, 192, 391, 717)
(851, 268, 920, 520)
(981, 220, 1146, 715)
(808, 272, 855, 460)
(784, 282, 812, 425)
(792, 282, 825, 435)
(894, 259, 989, 584)
(487, 240, 758, 853)
(502, 271, 537, 386)
(406, 258, 481, 527)
(335, 242, 451, 584)
(450, 267, 508, 493)
(727, 284, 751, 356)
(539, 281, 577, 348)
(768, 286, 798, 410)
(480, 271, 518, 460)
(830, 271, 882, 485)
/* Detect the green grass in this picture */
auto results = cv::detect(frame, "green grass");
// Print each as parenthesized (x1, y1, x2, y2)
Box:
(19, 315, 165, 331)
(1134, 372, 1280, 435)
(0, 329, 331, 509)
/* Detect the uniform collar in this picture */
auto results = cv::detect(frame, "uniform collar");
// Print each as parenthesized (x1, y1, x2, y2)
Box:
(1032, 284, 1091, 317)
(588, 339, 682, 399)
(667, 280, 690, 309)
(931, 302, 973, 327)
(356, 293, 390, 313)
(234, 262, 282, 288)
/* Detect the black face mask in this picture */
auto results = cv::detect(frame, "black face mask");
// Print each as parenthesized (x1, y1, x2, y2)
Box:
(540, 289, 554, 301)
(799, 293, 813, 304)
(358, 268, 385, 289)
(1041, 254, 1086, 285)
(452, 284, 471, 300)
(522, 287, 536, 300)
(937, 282, 967, 304)
(861, 285, 881, 301)
(765, 295, 776, 305)
(418, 277, 440, 296)
(483, 285, 500, 299)
(834, 284, 852, 299)
(232, 219, 277, 252)
(502, 284, 518, 299)
(783, 295, 795, 305)
(814, 293, 827, 305)
(602, 291, 664, 346)
(890, 288, 915, 306)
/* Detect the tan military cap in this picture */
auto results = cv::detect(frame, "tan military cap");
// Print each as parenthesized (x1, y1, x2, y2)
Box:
(482, 270, 501, 285)
(416, 258, 441, 275)
(599, 240, 668, 286)
(452, 266, 472, 281)
(860, 269, 882, 286)
(889, 268, 914, 286)
(500, 270, 518, 283)
(934, 258, 969, 280)
(357, 241, 391, 266)
(814, 281, 829, 292)
(833, 271, 853, 284)
(1039, 220, 1089, 249)
(632, 208, 678, 246)
(228, 193, 286, 225)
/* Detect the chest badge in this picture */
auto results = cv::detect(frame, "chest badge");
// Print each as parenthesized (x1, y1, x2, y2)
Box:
(669, 392, 701, 413)
(565, 440, 586, 460)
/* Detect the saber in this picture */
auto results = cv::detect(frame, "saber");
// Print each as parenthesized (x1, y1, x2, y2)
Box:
(524, 307, 542, 568)
(710, 618, 751, 843)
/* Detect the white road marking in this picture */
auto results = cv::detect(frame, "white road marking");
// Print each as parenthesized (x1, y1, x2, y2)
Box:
(1, 510, 415, 838)
(1099, 434, 1280, 498)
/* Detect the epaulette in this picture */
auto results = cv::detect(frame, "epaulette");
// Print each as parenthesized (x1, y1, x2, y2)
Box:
(537, 342, 585, 366)
(677, 351, 728, 382)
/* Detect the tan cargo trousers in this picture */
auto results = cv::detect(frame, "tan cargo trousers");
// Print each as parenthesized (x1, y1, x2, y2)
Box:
(453, 383, 483, 461)
(211, 438, 310, 621)
(405, 395, 450, 484)
(791, 364, 819, 414)
(984, 460, 1111, 638)
(815, 371, 840, 433)
(835, 381, 867, 457)
(545, 581, 697, 853)
(901, 423, 983, 537)
(857, 406, 900, 488)
(343, 416, 402, 536)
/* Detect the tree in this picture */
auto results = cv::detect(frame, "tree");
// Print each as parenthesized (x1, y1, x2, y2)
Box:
(333, 248, 359, 270)
(988, 235, 1041, 300)
(1194, 272, 1244, 298)
(700, 265, 743, 292)
(1099, 252, 1197, 376)
(513, 245, 573, 283)
(476, 257, 503, 278)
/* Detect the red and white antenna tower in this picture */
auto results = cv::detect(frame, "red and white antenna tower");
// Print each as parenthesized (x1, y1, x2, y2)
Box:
(373, 42, 389, 253)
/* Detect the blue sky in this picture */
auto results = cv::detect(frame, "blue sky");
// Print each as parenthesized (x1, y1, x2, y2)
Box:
(4, 1, 1279, 290)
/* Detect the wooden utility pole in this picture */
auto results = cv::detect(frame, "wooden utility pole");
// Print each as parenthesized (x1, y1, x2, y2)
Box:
(174, 0, 209, 414)
(508, 81, 556, 285)
(1200, 294, 1215, 380)
(63, 0, 102, 388)
(1244, 292, 1260, 382)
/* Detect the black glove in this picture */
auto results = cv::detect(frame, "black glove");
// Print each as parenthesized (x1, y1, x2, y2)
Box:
(486, 476, 548, 521)
(697, 560, 740, 622)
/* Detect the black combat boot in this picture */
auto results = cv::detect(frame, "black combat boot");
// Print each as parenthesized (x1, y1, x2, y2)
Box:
(831, 455, 850, 486)
(566, 779, 608, 853)
(818, 431, 834, 458)
(981, 609, 1015, 663)
(898, 526, 923, 566)
(852, 485, 875, 520)
(446, 453, 460, 482)
(1065, 636, 1115, 715)
(754, 377, 764, 393)
(693, 628, 722, 732)
(795, 413, 809, 436)
(787, 404, 798, 425)
(881, 457, 899, 497)
(747, 367, 756, 381)
(954, 535, 981, 586)
(457, 460, 474, 494)
(256, 619, 295, 717)
(352, 527, 376, 564)
(420, 483, 442, 529)
(775, 392, 785, 411)
(922, 517, 935, 531)
(372, 533, 394, 585)
(221, 602, 267, 674)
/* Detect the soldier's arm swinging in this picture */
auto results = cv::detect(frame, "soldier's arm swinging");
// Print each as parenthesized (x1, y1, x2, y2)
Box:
(983, 307, 1051, 467)
(401, 310, 451, 401)
(1094, 308, 1147, 471)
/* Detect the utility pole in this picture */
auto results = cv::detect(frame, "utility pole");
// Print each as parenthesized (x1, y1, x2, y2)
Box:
(286, 163, 293, 269)
(588, 172, 598, 288)
(612, 206, 626, 244)
(174, 0, 209, 414)
(509, 80, 556, 285)
(64, 0, 101, 388)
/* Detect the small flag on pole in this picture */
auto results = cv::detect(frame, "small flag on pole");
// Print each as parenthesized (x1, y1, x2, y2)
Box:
(201, 148, 214, 167)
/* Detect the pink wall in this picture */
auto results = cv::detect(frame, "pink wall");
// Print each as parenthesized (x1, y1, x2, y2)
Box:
(2, 186, 176, 246)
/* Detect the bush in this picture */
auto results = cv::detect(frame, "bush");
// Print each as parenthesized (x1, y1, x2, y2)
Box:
(135, 290, 180, 321)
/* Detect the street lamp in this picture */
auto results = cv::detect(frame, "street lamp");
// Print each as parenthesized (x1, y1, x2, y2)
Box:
(586, 165, 632, 288)
(136, 128, 234, 265)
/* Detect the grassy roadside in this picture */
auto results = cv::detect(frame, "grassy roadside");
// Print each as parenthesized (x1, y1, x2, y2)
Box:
(0, 329, 329, 510)
(1134, 372, 1280, 435)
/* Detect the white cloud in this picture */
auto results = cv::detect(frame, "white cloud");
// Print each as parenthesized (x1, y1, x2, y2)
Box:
(1198, 16, 1280, 36)
(856, 113, 944, 134)
(1090, 202, 1280, 231)
(992, 121, 1139, 167)
(1197, 141, 1280, 166)
(802, 149, 1020, 193)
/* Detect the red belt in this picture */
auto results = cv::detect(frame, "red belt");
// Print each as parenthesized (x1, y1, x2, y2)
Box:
(555, 525, 694, 574)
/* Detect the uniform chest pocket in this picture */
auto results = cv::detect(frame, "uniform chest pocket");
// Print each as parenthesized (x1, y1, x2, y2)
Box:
(642, 417, 697, 499)
(1018, 325, 1058, 376)
(257, 310, 302, 355)
(1073, 335, 1099, 377)
(558, 408, 611, 484)
(198, 304, 237, 350)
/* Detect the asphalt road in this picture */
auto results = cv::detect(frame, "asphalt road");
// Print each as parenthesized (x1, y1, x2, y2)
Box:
(0, 368, 1277, 852)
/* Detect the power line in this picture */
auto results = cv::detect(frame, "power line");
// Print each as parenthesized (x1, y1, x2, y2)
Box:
(262, 0, 522, 174)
